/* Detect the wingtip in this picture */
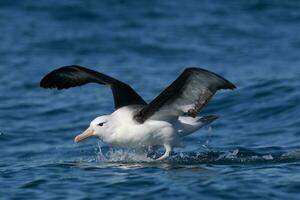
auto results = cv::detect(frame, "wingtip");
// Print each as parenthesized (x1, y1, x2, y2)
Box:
(226, 81, 237, 90)
(39, 73, 54, 89)
(39, 66, 79, 89)
(184, 67, 236, 90)
(39, 76, 48, 88)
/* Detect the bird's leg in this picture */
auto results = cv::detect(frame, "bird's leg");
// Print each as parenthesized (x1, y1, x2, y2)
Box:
(147, 145, 160, 159)
(156, 144, 172, 161)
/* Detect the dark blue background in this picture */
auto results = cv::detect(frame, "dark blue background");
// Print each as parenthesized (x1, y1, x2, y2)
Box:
(1, 1, 300, 199)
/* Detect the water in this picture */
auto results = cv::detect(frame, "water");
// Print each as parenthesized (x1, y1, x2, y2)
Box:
(1, 0, 300, 199)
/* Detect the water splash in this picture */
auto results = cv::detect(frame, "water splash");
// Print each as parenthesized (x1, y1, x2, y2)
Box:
(95, 141, 107, 163)
(202, 126, 213, 151)
(281, 149, 300, 160)
(167, 148, 300, 165)
(216, 149, 239, 160)
(92, 144, 300, 165)
(95, 142, 153, 163)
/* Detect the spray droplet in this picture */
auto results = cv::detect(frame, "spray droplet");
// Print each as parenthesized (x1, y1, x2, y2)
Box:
(262, 155, 273, 160)
(208, 126, 212, 133)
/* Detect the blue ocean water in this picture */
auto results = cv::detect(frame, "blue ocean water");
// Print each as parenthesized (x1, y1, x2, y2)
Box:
(1, 0, 300, 199)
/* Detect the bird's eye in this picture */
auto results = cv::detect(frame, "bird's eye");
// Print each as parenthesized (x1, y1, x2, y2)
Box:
(98, 122, 105, 126)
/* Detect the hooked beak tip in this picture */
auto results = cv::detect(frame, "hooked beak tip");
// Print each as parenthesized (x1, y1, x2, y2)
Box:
(74, 127, 94, 144)
(74, 136, 80, 144)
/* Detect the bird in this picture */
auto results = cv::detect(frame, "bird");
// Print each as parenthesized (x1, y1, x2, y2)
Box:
(40, 65, 236, 160)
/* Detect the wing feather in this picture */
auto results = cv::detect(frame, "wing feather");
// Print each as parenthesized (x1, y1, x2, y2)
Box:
(134, 67, 235, 123)
(40, 65, 147, 109)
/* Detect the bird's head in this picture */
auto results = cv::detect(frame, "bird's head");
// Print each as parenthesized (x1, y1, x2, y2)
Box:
(74, 115, 110, 143)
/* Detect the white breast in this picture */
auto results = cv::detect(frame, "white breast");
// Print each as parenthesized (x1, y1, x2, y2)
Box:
(102, 106, 177, 148)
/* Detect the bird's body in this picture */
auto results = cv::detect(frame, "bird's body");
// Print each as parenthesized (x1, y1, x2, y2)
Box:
(88, 105, 216, 160)
(40, 65, 235, 160)
(100, 106, 175, 148)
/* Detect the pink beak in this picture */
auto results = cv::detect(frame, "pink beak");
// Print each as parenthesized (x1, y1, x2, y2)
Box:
(74, 127, 94, 143)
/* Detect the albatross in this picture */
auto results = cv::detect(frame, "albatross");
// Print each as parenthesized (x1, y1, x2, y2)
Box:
(40, 65, 235, 160)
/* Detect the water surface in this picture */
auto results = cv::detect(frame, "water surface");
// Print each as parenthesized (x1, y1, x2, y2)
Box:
(1, 1, 300, 199)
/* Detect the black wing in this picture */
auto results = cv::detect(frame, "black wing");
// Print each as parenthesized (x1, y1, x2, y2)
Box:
(40, 65, 147, 109)
(134, 67, 235, 123)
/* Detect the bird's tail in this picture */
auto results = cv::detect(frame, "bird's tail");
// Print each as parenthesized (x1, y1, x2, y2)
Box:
(177, 115, 218, 136)
(198, 115, 218, 124)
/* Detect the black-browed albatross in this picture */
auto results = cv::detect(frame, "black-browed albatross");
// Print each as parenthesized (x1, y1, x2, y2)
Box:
(40, 65, 235, 160)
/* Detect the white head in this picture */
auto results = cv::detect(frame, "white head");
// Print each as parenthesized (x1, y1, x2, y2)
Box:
(74, 115, 111, 143)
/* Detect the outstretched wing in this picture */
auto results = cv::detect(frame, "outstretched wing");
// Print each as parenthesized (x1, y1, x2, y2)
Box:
(134, 67, 235, 123)
(40, 65, 147, 109)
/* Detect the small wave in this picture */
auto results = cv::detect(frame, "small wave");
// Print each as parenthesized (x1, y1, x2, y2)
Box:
(19, 179, 46, 189)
